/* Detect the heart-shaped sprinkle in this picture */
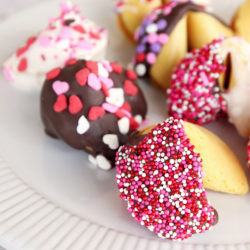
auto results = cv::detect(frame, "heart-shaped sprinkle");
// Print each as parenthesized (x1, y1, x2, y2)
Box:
(98, 76, 114, 89)
(88, 155, 97, 166)
(75, 68, 90, 86)
(77, 40, 93, 50)
(121, 109, 132, 118)
(65, 58, 78, 66)
(68, 95, 83, 114)
(115, 109, 125, 119)
(16, 46, 28, 57)
(86, 61, 98, 75)
(88, 106, 105, 121)
(134, 115, 143, 124)
(52, 80, 69, 95)
(124, 80, 138, 95)
(100, 61, 113, 72)
(106, 88, 125, 107)
(54, 95, 67, 112)
(110, 62, 122, 74)
(129, 117, 139, 130)
(102, 103, 119, 113)
(121, 102, 131, 112)
(103, 134, 119, 150)
(60, 26, 72, 39)
(76, 115, 90, 134)
(126, 69, 138, 80)
(26, 36, 37, 47)
(101, 82, 109, 97)
(96, 155, 112, 170)
(39, 36, 51, 47)
(90, 32, 100, 40)
(18, 58, 27, 72)
(72, 25, 86, 33)
(88, 73, 101, 91)
(98, 62, 109, 77)
(118, 117, 130, 134)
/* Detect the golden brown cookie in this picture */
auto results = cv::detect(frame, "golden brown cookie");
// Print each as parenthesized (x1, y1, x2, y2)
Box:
(138, 120, 248, 195)
(133, 2, 233, 90)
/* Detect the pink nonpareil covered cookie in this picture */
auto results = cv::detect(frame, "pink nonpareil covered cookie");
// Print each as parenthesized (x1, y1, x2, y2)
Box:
(167, 38, 227, 125)
(3, 2, 108, 91)
(115, 117, 218, 240)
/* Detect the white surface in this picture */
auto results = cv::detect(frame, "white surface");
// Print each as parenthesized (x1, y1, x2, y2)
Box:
(0, 0, 249, 249)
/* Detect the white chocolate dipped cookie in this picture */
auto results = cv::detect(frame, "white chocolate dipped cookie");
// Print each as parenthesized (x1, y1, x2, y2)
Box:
(3, 2, 108, 91)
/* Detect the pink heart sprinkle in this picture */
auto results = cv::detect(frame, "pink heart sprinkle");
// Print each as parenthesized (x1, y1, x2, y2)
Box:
(121, 109, 132, 118)
(77, 40, 93, 50)
(163, 6, 172, 15)
(3, 68, 13, 82)
(52, 80, 70, 95)
(100, 61, 113, 72)
(39, 36, 51, 47)
(102, 103, 119, 113)
(60, 26, 72, 40)
(88, 73, 101, 91)
(98, 76, 114, 89)
(59, 2, 71, 13)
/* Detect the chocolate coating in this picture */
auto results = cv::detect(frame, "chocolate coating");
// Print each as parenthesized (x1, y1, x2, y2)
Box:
(134, 2, 228, 77)
(41, 60, 147, 167)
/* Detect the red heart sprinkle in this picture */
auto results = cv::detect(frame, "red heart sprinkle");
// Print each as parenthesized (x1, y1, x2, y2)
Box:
(136, 53, 146, 62)
(68, 95, 83, 114)
(46, 67, 61, 80)
(115, 109, 125, 119)
(126, 69, 138, 80)
(72, 25, 86, 34)
(110, 62, 123, 74)
(65, 58, 78, 66)
(130, 117, 139, 130)
(54, 95, 67, 112)
(124, 80, 138, 95)
(101, 81, 109, 97)
(88, 106, 105, 121)
(75, 68, 90, 86)
(86, 61, 98, 75)
(26, 36, 37, 47)
(90, 32, 100, 40)
(121, 102, 131, 112)
(18, 58, 28, 72)
(16, 46, 28, 57)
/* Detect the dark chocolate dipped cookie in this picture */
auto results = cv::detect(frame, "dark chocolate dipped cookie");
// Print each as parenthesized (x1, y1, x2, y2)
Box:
(133, 1, 233, 90)
(41, 59, 147, 170)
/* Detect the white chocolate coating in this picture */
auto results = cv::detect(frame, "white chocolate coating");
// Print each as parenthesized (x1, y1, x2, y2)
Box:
(219, 37, 250, 138)
(3, 2, 108, 91)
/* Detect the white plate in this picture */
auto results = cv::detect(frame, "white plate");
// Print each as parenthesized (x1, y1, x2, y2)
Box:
(0, 0, 250, 249)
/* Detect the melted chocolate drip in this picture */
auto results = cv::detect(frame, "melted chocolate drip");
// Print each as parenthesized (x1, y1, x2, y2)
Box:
(41, 60, 147, 166)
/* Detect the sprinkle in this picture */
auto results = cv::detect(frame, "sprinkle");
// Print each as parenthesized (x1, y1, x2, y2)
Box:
(115, 117, 216, 240)
(124, 80, 138, 95)
(103, 134, 119, 150)
(18, 58, 27, 72)
(126, 69, 138, 80)
(102, 103, 119, 113)
(72, 24, 86, 33)
(54, 95, 67, 112)
(167, 38, 227, 125)
(39, 36, 51, 47)
(76, 115, 90, 134)
(88, 106, 105, 121)
(52, 80, 69, 95)
(88, 73, 102, 91)
(75, 68, 90, 86)
(68, 95, 83, 114)
(146, 53, 157, 65)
